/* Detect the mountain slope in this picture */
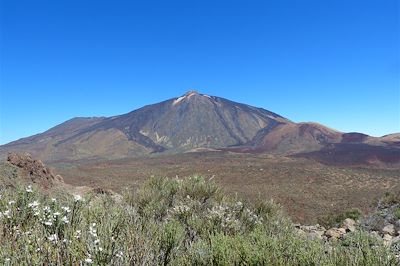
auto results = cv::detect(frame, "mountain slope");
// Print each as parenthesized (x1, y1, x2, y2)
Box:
(243, 124, 400, 166)
(246, 122, 343, 154)
(0, 91, 291, 161)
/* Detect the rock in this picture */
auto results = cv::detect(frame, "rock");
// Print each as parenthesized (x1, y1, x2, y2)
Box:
(382, 224, 396, 236)
(383, 234, 393, 246)
(325, 228, 345, 240)
(6, 152, 63, 189)
(307, 231, 324, 240)
(342, 218, 356, 232)
(295, 224, 326, 241)
(294, 223, 301, 229)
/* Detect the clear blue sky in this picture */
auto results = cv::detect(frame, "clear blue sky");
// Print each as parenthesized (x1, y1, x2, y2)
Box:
(0, 0, 399, 144)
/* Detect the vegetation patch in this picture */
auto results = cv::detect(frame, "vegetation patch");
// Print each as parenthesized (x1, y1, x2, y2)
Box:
(318, 208, 362, 228)
(0, 176, 397, 265)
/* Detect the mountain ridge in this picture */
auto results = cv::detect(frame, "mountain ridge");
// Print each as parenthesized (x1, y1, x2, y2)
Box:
(1, 91, 399, 165)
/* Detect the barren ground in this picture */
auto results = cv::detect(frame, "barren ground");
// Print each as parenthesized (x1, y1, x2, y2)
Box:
(50, 151, 400, 223)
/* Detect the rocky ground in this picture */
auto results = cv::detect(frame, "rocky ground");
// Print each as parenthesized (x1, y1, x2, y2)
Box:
(296, 196, 400, 258)
(6, 152, 64, 189)
(2, 153, 116, 197)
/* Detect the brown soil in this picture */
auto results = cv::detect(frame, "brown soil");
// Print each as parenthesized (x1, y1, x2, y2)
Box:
(50, 152, 400, 224)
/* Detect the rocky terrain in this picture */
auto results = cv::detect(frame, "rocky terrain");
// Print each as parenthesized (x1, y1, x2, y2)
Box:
(0, 152, 64, 190)
(1, 91, 398, 167)
(0, 153, 115, 197)
(297, 193, 400, 257)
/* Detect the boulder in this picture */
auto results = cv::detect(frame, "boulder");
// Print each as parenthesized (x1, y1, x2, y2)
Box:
(382, 224, 396, 236)
(325, 228, 346, 240)
(383, 234, 393, 246)
(6, 152, 64, 189)
(342, 218, 356, 232)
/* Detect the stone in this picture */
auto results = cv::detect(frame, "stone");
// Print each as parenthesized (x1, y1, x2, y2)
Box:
(382, 224, 396, 236)
(383, 234, 393, 246)
(325, 228, 345, 239)
(307, 231, 324, 240)
(342, 218, 356, 232)
(6, 152, 64, 189)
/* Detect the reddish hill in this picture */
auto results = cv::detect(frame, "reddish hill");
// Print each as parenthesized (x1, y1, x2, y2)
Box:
(245, 122, 342, 154)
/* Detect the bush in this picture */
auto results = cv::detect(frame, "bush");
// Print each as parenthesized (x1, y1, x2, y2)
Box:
(394, 208, 400, 220)
(0, 176, 397, 265)
(318, 208, 362, 228)
(381, 192, 400, 206)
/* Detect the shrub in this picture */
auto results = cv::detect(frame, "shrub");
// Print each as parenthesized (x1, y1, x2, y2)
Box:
(318, 208, 362, 228)
(0, 176, 397, 265)
(394, 208, 400, 220)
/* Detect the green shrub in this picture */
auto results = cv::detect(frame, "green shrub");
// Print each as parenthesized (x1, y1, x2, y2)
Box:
(318, 208, 362, 228)
(381, 192, 400, 206)
(0, 176, 397, 265)
(394, 208, 400, 220)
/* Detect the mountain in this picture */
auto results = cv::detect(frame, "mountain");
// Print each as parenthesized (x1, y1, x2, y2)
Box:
(0, 91, 290, 161)
(237, 124, 400, 167)
(1, 91, 398, 165)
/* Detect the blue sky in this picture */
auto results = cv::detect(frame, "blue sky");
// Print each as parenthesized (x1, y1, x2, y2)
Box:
(0, 0, 399, 144)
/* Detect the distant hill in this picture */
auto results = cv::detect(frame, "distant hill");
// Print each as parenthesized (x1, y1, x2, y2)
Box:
(0, 91, 289, 161)
(0, 91, 398, 166)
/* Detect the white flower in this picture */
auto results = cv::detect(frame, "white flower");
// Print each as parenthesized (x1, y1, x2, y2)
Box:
(3, 210, 11, 218)
(44, 221, 53, 226)
(94, 239, 100, 245)
(43, 206, 50, 213)
(5, 258, 10, 262)
(51, 198, 57, 202)
(26, 185, 33, 193)
(53, 212, 61, 217)
(48, 234, 58, 243)
(61, 216, 69, 224)
(74, 195, 82, 202)
(89, 224, 97, 237)
(61, 206, 71, 213)
(84, 258, 93, 264)
(75, 230, 81, 239)
(8, 200, 15, 205)
(28, 201, 40, 208)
